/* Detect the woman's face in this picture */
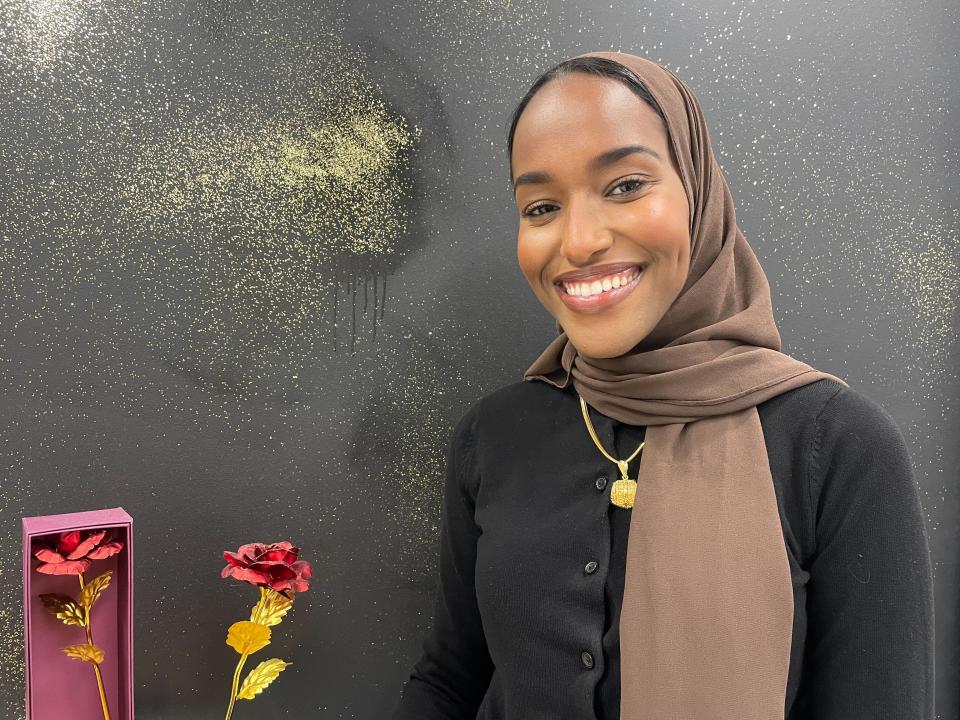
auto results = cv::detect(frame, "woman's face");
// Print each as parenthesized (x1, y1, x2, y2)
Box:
(512, 72, 691, 358)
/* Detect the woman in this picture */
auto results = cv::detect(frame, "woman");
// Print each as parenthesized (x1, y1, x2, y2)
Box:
(391, 51, 934, 719)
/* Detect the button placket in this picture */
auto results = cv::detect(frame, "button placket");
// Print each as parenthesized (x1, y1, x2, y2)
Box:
(593, 413, 619, 493)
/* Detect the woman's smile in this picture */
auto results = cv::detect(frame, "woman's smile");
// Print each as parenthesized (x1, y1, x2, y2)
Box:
(554, 263, 646, 314)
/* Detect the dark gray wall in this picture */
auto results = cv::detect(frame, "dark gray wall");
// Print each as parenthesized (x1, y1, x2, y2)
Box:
(1, 0, 956, 717)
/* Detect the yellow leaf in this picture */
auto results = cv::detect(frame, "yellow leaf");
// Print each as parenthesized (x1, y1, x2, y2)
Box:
(79, 571, 113, 609)
(39, 594, 86, 628)
(63, 643, 105, 664)
(250, 587, 293, 627)
(226, 620, 271, 655)
(237, 658, 291, 700)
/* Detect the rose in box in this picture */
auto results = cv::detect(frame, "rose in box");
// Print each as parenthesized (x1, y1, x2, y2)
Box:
(32, 529, 125, 720)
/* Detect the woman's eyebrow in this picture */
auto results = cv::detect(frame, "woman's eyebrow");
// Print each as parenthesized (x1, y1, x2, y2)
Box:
(512, 144, 661, 193)
(591, 143, 662, 168)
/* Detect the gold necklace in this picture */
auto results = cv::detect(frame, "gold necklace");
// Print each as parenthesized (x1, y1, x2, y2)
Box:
(579, 394, 644, 509)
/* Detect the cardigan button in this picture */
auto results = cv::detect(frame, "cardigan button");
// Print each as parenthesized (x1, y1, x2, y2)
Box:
(595, 475, 608, 491)
(584, 561, 598, 574)
(581, 651, 595, 669)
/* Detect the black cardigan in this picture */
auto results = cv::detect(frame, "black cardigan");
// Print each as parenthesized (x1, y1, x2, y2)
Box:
(391, 377, 935, 719)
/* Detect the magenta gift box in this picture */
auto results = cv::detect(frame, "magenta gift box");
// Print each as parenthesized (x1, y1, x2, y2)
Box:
(22, 507, 134, 720)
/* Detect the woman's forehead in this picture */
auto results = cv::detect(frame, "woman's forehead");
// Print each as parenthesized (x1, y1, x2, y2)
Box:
(511, 75, 671, 167)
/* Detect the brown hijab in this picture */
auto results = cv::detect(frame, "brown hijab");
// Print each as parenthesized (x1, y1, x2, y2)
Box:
(523, 52, 848, 719)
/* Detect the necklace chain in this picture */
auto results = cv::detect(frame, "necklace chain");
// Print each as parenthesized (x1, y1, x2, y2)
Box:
(578, 394, 644, 481)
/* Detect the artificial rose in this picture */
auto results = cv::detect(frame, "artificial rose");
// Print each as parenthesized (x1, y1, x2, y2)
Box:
(34, 529, 124, 575)
(221, 541, 312, 594)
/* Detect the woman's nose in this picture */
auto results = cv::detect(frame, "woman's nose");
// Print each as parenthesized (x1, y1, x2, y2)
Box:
(559, 196, 613, 264)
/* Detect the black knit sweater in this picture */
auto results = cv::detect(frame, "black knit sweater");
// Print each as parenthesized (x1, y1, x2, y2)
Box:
(391, 378, 934, 719)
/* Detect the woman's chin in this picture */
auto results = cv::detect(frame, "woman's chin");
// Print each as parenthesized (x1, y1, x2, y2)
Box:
(562, 327, 651, 359)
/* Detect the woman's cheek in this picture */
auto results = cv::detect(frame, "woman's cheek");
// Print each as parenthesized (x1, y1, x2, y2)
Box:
(516, 231, 546, 285)
(624, 196, 687, 259)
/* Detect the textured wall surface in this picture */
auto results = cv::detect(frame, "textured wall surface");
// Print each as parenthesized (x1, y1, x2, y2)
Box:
(1, 0, 956, 717)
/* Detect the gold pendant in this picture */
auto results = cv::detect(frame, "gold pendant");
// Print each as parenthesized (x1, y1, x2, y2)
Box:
(610, 478, 637, 509)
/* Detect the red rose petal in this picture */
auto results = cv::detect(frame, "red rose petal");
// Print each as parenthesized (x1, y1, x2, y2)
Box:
(67, 530, 108, 560)
(272, 577, 309, 593)
(224, 566, 271, 588)
(259, 549, 288, 563)
(34, 548, 64, 563)
(58, 530, 82, 555)
(234, 542, 262, 559)
(36, 559, 92, 575)
(291, 560, 313, 579)
(252, 563, 296, 580)
(87, 541, 123, 559)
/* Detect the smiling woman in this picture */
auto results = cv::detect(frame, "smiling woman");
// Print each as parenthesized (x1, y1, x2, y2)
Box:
(392, 52, 934, 720)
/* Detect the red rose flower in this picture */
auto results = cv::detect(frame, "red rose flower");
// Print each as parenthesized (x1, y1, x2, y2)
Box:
(221, 541, 312, 594)
(34, 529, 124, 575)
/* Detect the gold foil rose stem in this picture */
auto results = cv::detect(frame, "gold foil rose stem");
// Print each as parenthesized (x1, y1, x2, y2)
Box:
(250, 586, 293, 626)
(224, 619, 278, 720)
(78, 572, 111, 720)
(224, 649, 247, 720)
(223, 594, 294, 719)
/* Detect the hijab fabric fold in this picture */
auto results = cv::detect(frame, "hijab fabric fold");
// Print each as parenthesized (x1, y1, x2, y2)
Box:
(522, 52, 847, 719)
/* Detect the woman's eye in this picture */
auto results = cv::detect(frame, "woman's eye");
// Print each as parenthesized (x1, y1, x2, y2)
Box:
(610, 177, 646, 195)
(522, 178, 646, 218)
(523, 202, 556, 218)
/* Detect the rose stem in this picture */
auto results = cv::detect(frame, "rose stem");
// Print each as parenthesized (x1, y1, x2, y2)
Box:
(79, 574, 111, 720)
(224, 652, 250, 720)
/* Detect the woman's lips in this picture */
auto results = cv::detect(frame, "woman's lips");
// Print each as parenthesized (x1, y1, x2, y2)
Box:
(554, 266, 646, 314)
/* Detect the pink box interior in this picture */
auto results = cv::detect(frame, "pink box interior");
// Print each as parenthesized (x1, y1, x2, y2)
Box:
(22, 507, 134, 720)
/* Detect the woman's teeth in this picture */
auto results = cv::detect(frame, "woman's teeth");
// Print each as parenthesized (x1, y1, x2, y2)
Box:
(563, 267, 640, 297)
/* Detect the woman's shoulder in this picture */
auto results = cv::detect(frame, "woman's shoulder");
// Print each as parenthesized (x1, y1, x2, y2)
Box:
(760, 377, 908, 450)
(772, 378, 916, 508)
(464, 378, 570, 421)
(448, 379, 570, 451)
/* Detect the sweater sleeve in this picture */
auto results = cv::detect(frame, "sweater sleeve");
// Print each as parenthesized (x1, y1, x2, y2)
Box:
(390, 401, 494, 719)
(795, 385, 935, 718)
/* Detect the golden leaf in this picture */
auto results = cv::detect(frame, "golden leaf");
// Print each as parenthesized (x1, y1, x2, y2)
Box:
(63, 643, 105, 664)
(250, 587, 293, 627)
(226, 620, 271, 655)
(39, 594, 86, 628)
(78, 571, 113, 609)
(237, 658, 291, 700)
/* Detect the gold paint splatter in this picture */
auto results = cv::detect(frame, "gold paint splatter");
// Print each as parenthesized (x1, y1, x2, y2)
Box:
(834, 196, 958, 387)
(349, 317, 483, 581)
(3, 22, 421, 399)
(0, 443, 28, 720)
(2, 0, 96, 72)
(115, 86, 416, 259)
(0, 603, 24, 720)
(883, 223, 958, 377)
